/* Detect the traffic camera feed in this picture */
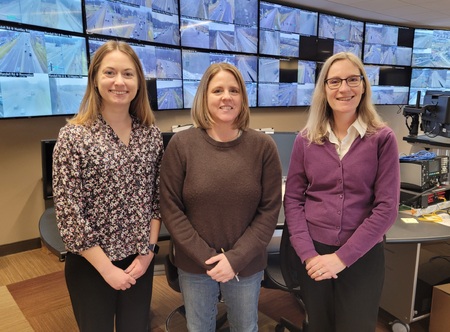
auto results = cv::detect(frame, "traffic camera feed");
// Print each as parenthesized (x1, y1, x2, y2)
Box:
(317, 13, 364, 60)
(0, 0, 83, 33)
(364, 23, 413, 66)
(0, 26, 88, 118)
(412, 29, 450, 68)
(180, 0, 258, 54)
(258, 57, 316, 107)
(85, 0, 180, 46)
(259, 1, 318, 58)
(409, 68, 450, 105)
(364, 65, 410, 105)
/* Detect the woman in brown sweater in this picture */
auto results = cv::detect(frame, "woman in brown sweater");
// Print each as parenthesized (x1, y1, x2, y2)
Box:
(160, 62, 282, 332)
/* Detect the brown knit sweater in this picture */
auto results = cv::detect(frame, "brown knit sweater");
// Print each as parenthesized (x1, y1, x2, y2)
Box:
(160, 128, 282, 277)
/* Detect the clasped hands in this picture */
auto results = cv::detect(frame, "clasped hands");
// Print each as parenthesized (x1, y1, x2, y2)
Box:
(305, 253, 345, 281)
(205, 252, 238, 283)
(103, 253, 154, 291)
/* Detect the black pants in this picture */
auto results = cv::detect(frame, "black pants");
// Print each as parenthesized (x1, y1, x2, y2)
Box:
(65, 252, 155, 332)
(299, 241, 385, 332)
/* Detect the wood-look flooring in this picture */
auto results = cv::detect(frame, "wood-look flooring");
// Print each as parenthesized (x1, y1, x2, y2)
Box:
(0, 246, 430, 331)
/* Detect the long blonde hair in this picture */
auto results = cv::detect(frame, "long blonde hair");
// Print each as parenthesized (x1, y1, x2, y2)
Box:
(69, 40, 155, 126)
(191, 62, 250, 130)
(304, 52, 385, 144)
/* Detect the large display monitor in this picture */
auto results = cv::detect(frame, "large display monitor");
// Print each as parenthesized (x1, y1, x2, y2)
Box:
(258, 57, 316, 107)
(317, 13, 364, 61)
(364, 65, 410, 105)
(0, 0, 83, 33)
(182, 49, 258, 108)
(409, 68, 450, 105)
(364, 22, 414, 66)
(259, 1, 318, 58)
(0, 25, 88, 118)
(180, 0, 258, 54)
(412, 29, 450, 68)
(85, 0, 180, 46)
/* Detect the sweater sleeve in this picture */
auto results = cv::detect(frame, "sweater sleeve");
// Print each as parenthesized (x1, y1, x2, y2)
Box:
(159, 133, 218, 269)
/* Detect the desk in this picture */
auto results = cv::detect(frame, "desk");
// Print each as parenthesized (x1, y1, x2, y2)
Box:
(403, 135, 450, 148)
(380, 215, 450, 328)
(39, 207, 171, 262)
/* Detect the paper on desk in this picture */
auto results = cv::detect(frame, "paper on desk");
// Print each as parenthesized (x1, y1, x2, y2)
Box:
(401, 218, 419, 224)
(437, 213, 450, 227)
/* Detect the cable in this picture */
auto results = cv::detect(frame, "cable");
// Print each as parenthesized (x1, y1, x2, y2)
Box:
(399, 150, 437, 161)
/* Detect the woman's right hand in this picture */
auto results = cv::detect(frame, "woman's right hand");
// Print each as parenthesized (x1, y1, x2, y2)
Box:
(102, 265, 136, 290)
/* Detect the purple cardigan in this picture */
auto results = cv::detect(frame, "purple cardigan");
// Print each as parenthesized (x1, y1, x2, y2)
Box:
(284, 126, 400, 267)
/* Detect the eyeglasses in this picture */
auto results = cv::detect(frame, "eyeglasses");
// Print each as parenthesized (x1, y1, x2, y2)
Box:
(324, 75, 364, 90)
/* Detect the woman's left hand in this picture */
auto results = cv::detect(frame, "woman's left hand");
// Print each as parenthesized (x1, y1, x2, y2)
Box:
(124, 253, 154, 280)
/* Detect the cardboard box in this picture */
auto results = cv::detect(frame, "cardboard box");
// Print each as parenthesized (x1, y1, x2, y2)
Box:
(429, 283, 450, 332)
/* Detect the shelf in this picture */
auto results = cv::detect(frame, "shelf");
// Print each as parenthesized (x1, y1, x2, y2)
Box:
(403, 135, 450, 148)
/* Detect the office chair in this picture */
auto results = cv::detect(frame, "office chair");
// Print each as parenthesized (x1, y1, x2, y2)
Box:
(163, 240, 228, 331)
(262, 222, 308, 332)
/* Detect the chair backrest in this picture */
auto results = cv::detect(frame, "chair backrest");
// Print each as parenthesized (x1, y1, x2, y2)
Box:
(164, 241, 181, 293)
(279, 222, 302, 292)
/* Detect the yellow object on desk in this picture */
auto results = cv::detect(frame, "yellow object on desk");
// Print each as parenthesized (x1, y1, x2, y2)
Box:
(417, 212, 446, 223)
(401, 218, 419, 224)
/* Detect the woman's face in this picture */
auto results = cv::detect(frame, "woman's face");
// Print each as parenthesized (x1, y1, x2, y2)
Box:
(96, 50, 138, 111)
(325, 59, 365, 117)
(207, 70, 242, 127)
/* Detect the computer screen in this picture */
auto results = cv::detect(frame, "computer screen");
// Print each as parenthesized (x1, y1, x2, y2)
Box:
(267, 132, 298, 177)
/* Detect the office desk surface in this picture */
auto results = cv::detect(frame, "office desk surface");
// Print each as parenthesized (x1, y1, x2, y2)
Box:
(386, 214, 450, 243)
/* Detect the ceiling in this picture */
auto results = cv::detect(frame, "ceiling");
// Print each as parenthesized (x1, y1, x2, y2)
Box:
(282, 0, 450, 30)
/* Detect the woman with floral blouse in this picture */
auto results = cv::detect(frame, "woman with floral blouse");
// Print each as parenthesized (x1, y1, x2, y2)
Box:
(52, 40, 163, 332)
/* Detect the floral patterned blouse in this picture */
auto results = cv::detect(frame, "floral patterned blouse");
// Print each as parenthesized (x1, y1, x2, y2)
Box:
(52, 115, 162, 261)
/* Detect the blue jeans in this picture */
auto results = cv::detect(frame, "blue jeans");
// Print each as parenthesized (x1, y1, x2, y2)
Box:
(178, 269, 263, 332)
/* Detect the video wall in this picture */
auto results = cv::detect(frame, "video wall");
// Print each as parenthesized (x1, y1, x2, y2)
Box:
(0, 0, 448, 118)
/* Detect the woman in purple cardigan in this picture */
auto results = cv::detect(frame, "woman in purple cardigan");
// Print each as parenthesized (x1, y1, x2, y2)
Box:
(284, 52, 400, 332)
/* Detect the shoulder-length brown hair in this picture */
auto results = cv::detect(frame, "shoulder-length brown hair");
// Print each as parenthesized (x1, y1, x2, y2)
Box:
(69, 40, 155, 126)
(191, 62, 250, 130)
(304, 52, 385, 144)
